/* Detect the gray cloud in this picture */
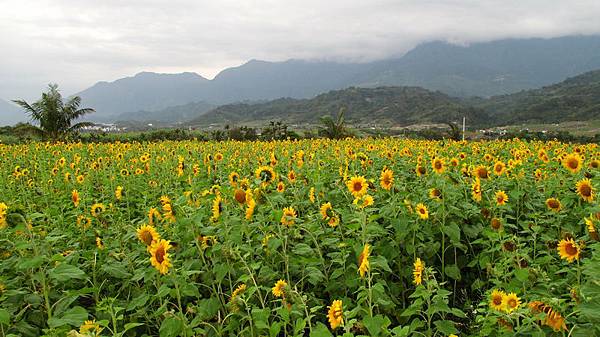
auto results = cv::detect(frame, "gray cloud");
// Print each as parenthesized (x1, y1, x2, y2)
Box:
(1, 0, 599, 100)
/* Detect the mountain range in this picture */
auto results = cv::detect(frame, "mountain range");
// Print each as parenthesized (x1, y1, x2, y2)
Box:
(188, 69, 600, 127)
(73, 35, 600, 121)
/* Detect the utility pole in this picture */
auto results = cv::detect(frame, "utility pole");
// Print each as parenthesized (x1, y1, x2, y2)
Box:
(462, 116, 466, 141)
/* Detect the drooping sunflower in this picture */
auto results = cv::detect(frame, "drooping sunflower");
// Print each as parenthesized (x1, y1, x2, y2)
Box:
(115, 186, 123, 200)
(148, 207, 161, 225)
(320, 202, 334, 220)
(471, 178, 482, 202)
(502, 292, 521, 313)
(380, 168, 394, 190)
(358, 244, 370, 278)
(234, 189, 246, 204)
(413, 258, 424, 285)
(557, 238, 580, 262)
(562, 153, 582, 173)
(90, 203, 105, 217)
(287, 170, 297, 183)
(137, 224, 160, 247)
(280, 207, 297, 227)
(415, 203, 429, 220)
(495, 190, 509, 206)
(346, 176, 368, 197)
(309, 187, 316, 203)
(493, 161, 506, 175)
(149, 239, 172, 274)
(576, 178, 594, 202)
(0, 203, 8, 229)
(415, 165, 426, 176)
(272, 279, 287, 297)
(545, 198, 562, 212)
(490, 217, 503, 231)
(327, 300, 344, 330)
(489, 289, 506, 312)
(528, 301, 567, 332)
(211, 196, 223, 221)
(431, 158, 445, 174)
(72, 189, 80, 207)
(585, 215, 599, 241)
(229, 283, 247, 311)
(255, 166, 276, 185)
(353, 194, 374, 208)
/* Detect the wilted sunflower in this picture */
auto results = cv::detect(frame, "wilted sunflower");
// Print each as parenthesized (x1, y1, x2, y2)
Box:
(415, 203, 429, 220)
(429, 188, 442, 200)
(415, 165, 426, 176)
(346, 176, 368, 197)
(490, 217, 503, 231)
(230, 283, 247, 311)
(90, 203, 105, 217)
(211, 196, 223, 221)
(528, 301, 567, 332)
(495, 190, 508, 206)
(358, 244, 370, 278)
(137, 224, 160, 247)
(234, 189, 246, 204)
(72, 189, 80, 207)
(545, 198, 562, 212)
(150, 239, 172, 274)
(272, 279, 287, 297)
(576, 178, 594, 202)
(585, 216, 599, 241)
(562, 153, 582, 173)
(489, 289, 506, 312)
(557, 238, 580, 262)
(473, 165, 489, 179)
(413, 258, 424, 285)
(327, 300, 344, 330)
(281, 207, 297, 227)
(431, 158, 445, 174)
(380, 168, 394, 190)
(502, 293, 521, 313)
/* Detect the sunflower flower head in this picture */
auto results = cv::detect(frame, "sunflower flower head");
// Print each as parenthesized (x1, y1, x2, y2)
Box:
(137, 224, 160, 247)
(413, 258, 424, 285)
(149, 239, 172, 274)
(489, 289, 506, 312)
(272, 279, 287, 297)
(358, 244, 370, 278)
(327, 300, 344, 330)
(347, 176, 368, 197)
(557, 238, 580, 263)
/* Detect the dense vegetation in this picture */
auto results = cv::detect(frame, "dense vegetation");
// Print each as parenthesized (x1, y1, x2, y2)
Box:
(0, 138, 599, 337)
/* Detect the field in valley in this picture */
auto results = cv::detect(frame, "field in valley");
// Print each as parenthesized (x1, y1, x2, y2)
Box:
(0, 138, 599, 337)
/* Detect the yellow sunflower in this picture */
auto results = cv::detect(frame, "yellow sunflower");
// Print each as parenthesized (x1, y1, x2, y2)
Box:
(415, 203, 429, 220)
(495, 190, 508, 206)
(280, 207, 297, 227)
(557, 238, 580, 262)
(493, 161, 506, 175)
(276, 181, 285, 193)
(309, 187, 316, 203)
(149, 239, 172, 274)
(489, 289, 506, 312)
(562, 153, 582, 173)
(137, 224, 160, 247)
(234, 189, 246, 204)
(90, 203, 105, 217)
(211, 196, 223, 221)
(473, 165, 489, 179)
(346, 176, 368, 197)
(327, 300, 344, 330)
(415, 165, 426, 176)
(429, 188, 442, 200)
(79, 319, 103, 335)
(471, 178, 482, 202)
(431, 158, 445, 174)
(502, 292, 521, 313)
(413, 257, 424, 285)
(358, 244, 370, 278)
(380, 168, 394, 190)
(320, 202, 334, 220)
(255, 166, 276, 185)
(228, 171, 240, 186)
(576, 178, 594, 202)
(545, 198, 561, 212)
(272, 279, 287, 297)
(528, 301, 567, 332)
(115, 186, 123, 200)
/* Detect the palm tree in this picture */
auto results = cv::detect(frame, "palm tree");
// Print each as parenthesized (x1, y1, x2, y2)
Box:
(318, 107, 352, 139)
(13, 84, 95, 139)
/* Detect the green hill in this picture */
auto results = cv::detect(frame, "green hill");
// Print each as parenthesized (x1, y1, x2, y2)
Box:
(190, 86, 487, 126)
(472, 69, 600, 124)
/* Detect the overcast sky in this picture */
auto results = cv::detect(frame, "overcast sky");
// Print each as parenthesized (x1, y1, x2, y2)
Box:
(1, 0, 600, 100)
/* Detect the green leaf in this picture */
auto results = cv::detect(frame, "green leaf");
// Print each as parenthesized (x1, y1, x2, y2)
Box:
(18, 256, 45, 269)
(443, 223, 461, 243)
(433, 320, 458, 335)
(0, 308, 9, 325)
(47, 306, 88, 328)
(309, 322, 333, 337)
(49, 263, 86, 282)
(159, 317, 184, 337)
(444, 264, 461, 280)
(363, 314, 391, 337)
(515, 268, 529, 282)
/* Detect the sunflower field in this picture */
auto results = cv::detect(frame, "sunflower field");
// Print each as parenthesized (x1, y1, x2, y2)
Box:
(0, 138, 599, 337)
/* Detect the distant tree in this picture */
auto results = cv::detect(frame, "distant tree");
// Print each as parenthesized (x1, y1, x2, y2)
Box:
(318, 107, 352, 139)
(13, 84, 95, 140)
(445, 122, 462, 141)
(261, 121, 294, 140)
